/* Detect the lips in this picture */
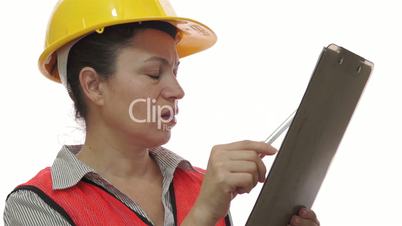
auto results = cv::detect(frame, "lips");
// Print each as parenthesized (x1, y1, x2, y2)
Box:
(161, 110, 173, 120)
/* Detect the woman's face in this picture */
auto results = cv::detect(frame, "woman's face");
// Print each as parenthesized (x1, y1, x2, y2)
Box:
(100, 29, 184, 148)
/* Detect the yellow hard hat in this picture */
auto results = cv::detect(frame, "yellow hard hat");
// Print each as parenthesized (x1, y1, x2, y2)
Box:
(39, 0, 217, 83)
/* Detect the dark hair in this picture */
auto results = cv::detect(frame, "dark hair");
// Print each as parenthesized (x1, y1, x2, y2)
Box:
(67, 21, 178, 122)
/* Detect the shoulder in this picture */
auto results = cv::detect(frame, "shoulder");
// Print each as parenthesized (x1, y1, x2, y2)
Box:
(4, 167, 73, 226)
(4, 189, 71, 226)
(173, 166, 207, 188)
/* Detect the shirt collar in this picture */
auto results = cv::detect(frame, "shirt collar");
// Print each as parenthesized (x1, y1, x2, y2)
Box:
(51, 145, 194, 190)
(51, 145, 94, 190)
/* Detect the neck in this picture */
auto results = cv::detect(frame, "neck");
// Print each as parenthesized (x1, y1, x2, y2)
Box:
(76, 121, 159, 180)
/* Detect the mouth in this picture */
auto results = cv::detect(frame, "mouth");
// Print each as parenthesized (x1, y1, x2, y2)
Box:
(160, 109, 176, 122)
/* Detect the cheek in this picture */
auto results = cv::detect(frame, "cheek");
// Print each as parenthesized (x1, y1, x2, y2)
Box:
(117, 82, 159, 124)
(104, 75, 164, 131)
(128, 99, 149, 122)
(104, 84, 173, 146)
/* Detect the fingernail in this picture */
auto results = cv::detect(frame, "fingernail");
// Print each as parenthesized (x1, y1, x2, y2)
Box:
(269, 146, 278, 152)
(301, 208, 308, 216)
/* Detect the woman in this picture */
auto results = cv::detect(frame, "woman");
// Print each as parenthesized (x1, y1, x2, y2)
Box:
(4, 0, 320, 225)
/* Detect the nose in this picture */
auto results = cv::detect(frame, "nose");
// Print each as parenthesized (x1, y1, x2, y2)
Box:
(161, 76, 185, 100)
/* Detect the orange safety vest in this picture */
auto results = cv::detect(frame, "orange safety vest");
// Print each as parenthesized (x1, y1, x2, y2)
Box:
(12, 167, 230, 226)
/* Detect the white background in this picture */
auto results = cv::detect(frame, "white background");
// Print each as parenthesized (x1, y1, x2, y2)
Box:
(1, 0, 401, 225)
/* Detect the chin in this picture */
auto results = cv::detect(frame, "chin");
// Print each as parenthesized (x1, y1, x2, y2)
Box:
(141, 126, 172, 148)
(152, 130, 171, 147)
(127, 122, 174, 148)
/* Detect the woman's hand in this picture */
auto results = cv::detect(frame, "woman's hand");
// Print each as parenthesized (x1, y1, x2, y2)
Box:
(288, 208, 320, 226)
(183, 140, 277, 226)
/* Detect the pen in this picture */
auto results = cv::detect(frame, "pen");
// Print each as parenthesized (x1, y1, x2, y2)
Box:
(264, 111, 296, 144)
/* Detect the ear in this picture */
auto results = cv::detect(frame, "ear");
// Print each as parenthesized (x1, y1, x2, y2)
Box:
(79, 67, 105, 106)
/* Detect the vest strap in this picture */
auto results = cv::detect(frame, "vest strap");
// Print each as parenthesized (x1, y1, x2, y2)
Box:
(8, 185, 76, 226)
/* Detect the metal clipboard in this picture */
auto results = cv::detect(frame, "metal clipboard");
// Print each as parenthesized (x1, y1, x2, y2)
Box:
(246, 44, 373, 226)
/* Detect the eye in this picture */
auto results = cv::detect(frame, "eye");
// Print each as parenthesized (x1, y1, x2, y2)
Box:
(147, 74, 160, 80)
(173, 67, 179, 77)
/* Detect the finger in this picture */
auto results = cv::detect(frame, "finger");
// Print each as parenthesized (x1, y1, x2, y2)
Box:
(227, 150, 260, 161)
(299, 208, 319, 225)
(228, 149, 276, 160)
(227, 160, 265, 183)
(214, 140, 277, 155)
(226, 173, 257, 194)
(226, 151, 268, 182)
(258, 150, 278, 159)
(290, 215, 319, 226)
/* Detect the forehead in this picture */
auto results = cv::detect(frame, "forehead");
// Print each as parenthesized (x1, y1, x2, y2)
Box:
(119, 29, 179, 65)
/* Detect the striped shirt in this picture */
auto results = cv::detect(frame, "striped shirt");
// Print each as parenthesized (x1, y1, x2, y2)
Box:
(4, 145, 231, 226)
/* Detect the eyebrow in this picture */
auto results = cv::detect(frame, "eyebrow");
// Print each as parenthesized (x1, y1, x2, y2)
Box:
(144, 56, 180, 67)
